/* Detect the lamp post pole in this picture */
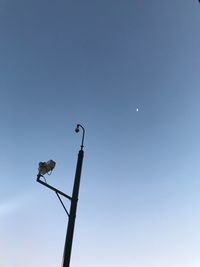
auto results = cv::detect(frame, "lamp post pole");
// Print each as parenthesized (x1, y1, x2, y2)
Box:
(62, 124, 85, 267)
(36, 124, 85, 267)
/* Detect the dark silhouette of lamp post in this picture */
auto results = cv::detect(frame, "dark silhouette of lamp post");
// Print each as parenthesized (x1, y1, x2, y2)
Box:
(36, 124, 85, 267)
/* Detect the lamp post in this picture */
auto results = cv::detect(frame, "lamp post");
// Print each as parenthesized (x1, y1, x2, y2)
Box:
(62, 124, 85, 267)
(36, 124, 85, 267)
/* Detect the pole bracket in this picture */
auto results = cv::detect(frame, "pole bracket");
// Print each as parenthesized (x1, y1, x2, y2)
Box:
(37, 174, 72, 216)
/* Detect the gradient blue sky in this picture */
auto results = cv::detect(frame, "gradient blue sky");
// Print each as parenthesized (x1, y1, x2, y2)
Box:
(1, 1, 200, 266)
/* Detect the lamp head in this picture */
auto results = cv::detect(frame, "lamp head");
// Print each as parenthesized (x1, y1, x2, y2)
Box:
(38, 160, 56, 175)
(75, 125, 80, 133)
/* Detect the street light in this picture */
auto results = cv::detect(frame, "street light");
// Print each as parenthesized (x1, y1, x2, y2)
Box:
(36, 124, 85, 267)
(38, 160, 56, 175)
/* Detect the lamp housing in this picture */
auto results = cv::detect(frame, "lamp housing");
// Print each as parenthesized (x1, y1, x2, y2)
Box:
(38, 160, 56, 175)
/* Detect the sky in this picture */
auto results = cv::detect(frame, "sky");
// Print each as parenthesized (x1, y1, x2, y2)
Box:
(1, 0, 200, 266)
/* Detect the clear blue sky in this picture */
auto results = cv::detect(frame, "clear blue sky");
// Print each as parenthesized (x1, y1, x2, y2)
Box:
(1, 1, 200, 266)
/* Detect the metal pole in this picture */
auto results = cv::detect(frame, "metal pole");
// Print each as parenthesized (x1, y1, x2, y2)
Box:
(62, 125, 85, 267)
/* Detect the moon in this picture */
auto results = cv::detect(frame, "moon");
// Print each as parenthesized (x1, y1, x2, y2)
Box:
(136, 108, 139, 112)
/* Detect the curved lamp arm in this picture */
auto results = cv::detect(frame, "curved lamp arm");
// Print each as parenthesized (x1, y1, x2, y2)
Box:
(75, 124, 85, 150)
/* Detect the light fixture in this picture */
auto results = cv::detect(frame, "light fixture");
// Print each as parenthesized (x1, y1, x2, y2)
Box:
(38, 160, 56, 175)
(75, 125, 80, 133)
